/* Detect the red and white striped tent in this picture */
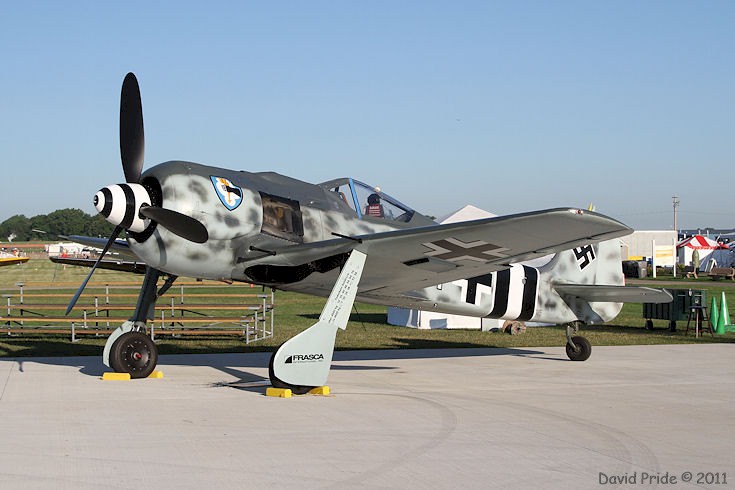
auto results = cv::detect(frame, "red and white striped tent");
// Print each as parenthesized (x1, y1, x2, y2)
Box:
(677, 235, 728, 269)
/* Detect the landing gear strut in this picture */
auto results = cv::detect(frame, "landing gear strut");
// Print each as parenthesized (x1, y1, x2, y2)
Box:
(104, 267, 168, 377)
(565, 323, 592, 361)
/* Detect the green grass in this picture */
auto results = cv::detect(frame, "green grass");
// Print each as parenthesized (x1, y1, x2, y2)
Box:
(0, 258, 733, 358)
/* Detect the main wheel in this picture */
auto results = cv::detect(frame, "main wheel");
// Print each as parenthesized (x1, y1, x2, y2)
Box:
(110, 331, 158, 379)
(268, 348, 314, 395)
(566, 336, 592, 362)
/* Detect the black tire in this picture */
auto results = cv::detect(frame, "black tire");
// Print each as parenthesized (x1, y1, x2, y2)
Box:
(644, 319, 654, 330)
(566, 336, 592, 362)
(110, 331, 158, 379)
(668, 320, 677, 332)
(268, 348, 314, 395)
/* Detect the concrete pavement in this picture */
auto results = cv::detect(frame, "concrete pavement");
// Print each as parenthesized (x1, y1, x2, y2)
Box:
(0, 344, 733, 489)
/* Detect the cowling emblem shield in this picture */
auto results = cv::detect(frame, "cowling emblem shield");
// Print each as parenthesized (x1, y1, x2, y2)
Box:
(210, 176, 243, 211)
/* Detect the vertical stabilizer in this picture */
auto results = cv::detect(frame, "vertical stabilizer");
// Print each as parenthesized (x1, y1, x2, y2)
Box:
(535, 239, 625, 323)
(540, 239, 625, 288)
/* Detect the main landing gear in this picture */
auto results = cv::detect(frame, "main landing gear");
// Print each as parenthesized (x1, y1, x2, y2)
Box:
(103, 268, 175, 378)
(565, 322, 592, 361)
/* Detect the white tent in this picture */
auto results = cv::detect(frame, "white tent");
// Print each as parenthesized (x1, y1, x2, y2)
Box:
(436, 204, 496, 224)
(677, 235, 726, 271)
(387, 205, 505, 330)
(386, 308, 502, 330)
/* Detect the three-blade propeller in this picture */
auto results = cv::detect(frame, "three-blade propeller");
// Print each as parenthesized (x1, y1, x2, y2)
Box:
(139, 206, 208, 244)
(66, 73, 209, 314)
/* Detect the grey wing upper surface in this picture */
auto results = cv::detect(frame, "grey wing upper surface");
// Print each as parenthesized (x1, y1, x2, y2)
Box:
(60, 235, 136, 259)
(51, 235, 145, 274)
(269, 208, 633, 295)
(57, 209, 634, 295)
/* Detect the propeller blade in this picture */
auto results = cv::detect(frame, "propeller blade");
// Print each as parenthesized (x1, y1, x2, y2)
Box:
(139, 206, 209, 244)
(120, 72, 145, 183)
(65, 226, 123, 315)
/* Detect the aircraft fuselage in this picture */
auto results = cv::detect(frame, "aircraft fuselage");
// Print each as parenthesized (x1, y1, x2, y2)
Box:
(120, 160, 626, 326)
(127, 160, 434, 285)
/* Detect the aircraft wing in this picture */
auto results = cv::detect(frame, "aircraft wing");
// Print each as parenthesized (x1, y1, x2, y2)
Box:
(0, 257, 30, 267)
(49, 256, 147, 274)
(554, 285, 673, 303)
(267, 208, 633, 295)
(60, 235, 137, 260)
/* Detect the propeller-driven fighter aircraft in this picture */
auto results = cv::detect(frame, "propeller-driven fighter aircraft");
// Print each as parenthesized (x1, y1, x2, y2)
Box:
(66, 73, 671, 393)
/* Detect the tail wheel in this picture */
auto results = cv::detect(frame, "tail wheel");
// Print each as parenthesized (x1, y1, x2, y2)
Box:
(566, 336, 592, 362)
(502, 320, 527, 335)
(110, 331, 158, 378)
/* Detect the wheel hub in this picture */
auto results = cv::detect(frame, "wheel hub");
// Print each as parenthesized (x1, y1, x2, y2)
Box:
(123, 339, 150, 370)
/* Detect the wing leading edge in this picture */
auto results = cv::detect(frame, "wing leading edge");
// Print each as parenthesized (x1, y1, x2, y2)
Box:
(266, 207, 632, 295)
(60, 235, 136, 260)
(49, 256, 148, 274)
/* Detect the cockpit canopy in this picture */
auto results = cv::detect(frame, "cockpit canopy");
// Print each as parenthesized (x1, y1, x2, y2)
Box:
(319, 178, 416, 223)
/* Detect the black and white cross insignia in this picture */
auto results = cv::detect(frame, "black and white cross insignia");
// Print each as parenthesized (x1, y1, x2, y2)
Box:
(422, 237, 509, 263)
(465, 274, 494, 304)
(573, 245, 596, 270)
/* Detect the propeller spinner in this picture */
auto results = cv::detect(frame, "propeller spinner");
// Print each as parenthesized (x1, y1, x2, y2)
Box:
(93, 183, 151, 233)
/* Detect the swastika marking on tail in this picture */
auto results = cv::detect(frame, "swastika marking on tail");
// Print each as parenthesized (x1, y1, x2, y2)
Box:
(573, 245, 596, 270)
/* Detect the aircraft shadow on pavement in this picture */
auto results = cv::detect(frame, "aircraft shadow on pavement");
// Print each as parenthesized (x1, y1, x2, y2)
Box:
(1, 339, 559, 391)
(0, 339, 107, 375)
(4, 354, 107, 377)
(329, 343, 555, 371)
(213, 344, 555, 394)
(333, 340, 545, 362)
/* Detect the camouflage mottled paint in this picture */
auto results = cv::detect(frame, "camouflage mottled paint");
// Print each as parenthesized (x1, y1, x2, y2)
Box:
(123, 160, 624, 326)
(127, 161, 431, 281)
(532, 239, 624, 324)
(352, 239, 624, 325)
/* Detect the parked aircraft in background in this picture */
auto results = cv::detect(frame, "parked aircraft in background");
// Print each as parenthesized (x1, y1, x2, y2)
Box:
(0, 249, 29, 267)
(64, 73, 671, 393)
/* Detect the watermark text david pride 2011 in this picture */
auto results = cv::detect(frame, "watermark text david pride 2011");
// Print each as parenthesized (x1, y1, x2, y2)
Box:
(599, 471, 728, 486)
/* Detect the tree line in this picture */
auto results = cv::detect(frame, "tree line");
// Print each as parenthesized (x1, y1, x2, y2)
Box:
(0, 209, 115, 242)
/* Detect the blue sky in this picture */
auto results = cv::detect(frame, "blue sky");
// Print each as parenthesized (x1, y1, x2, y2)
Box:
(1, 1, 733, 230)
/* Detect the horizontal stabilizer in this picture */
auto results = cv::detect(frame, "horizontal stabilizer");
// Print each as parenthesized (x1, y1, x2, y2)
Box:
(555, 285, 672, 304)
